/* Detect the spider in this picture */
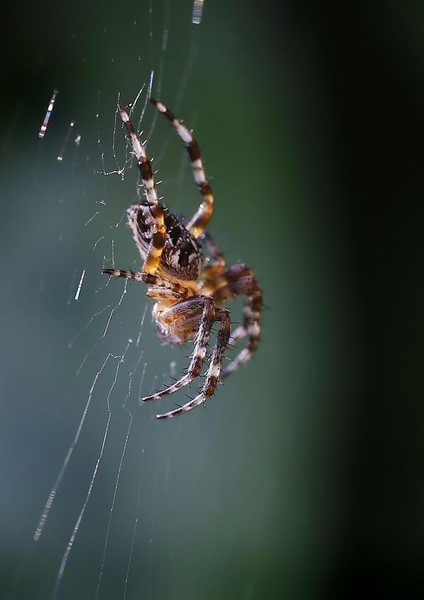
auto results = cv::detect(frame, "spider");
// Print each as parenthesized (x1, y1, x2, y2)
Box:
(103, 98, 263, 418)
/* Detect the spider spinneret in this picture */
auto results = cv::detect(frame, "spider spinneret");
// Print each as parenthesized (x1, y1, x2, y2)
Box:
(103, 98, 263, 419)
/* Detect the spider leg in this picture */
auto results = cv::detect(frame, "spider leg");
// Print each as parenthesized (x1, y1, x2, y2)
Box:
(102, 269, 193, 299)
(142, 296, 218, 405)
(199, 231, 226, 284)
(209, 263, 263, 379)
(118, 106, 166, 274)
(156, 308, 231, 419)
(150, 98, 214, 239)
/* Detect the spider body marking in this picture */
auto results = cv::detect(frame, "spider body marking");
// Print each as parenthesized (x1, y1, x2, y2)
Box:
(103, 98, 263, 418)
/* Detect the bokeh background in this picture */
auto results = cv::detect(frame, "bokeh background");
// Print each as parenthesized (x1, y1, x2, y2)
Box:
(1, 1, 424, 599)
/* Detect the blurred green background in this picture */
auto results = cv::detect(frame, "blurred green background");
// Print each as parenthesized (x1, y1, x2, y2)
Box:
(1, 1, 424, 599)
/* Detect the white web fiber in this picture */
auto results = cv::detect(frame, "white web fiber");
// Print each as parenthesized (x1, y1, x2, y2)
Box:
(2, 1, 293, 599)
(5, 3, 212, 599)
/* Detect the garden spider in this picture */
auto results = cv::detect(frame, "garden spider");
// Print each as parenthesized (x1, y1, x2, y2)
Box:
(103, 99, 263, 418)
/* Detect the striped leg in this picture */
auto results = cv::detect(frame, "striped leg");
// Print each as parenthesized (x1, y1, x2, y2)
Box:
(144, 297, 215, 402)
(156, 307, 231, 419)
(150, 98, 214, 239)
(118, 106, 166, 274)
(102, 268, 193, 300)
(210, 263, 263, 379)
(142, 297, 218, 408)
(200, 231, 226, 282)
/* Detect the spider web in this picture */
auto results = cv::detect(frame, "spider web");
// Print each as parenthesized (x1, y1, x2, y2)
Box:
(38, 26, 211, 600)
(0, 0, 330, 598)
(2, 2, 223, 599)
(4, 1, 424, 598)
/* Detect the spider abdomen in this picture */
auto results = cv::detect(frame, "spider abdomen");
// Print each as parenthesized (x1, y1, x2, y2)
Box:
(161, 211, 202, 280)
(129, 202, 203, 281)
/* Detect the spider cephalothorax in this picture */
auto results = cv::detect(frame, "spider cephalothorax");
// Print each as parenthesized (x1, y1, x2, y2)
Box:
(103, 99, 263, 418)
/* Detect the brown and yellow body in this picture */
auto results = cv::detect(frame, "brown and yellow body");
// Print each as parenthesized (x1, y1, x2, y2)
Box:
(103, 99, 262, 418)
